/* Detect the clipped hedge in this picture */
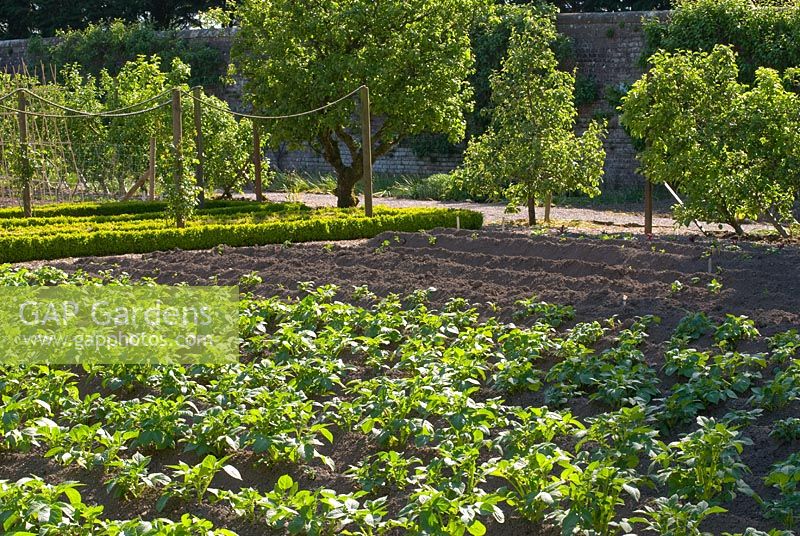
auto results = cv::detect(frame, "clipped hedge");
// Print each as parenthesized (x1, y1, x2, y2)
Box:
(0, 199, 258, 219)
(1, 208, 482, 263)
(0, 202, 310, 231)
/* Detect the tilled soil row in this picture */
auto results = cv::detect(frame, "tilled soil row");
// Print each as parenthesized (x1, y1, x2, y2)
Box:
(36, 228, 800, 535)
(57, 228, 800, 334)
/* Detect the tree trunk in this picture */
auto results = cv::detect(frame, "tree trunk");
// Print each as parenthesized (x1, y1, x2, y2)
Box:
(334, 168, 361, 208)
(764, 208, 789, 239)
(729, 218, 745, 236)
(544, 192, 552, 223)
(527, 195, 536, 226)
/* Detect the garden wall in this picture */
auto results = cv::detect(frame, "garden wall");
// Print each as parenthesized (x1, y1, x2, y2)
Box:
(0, 11, 669, 188)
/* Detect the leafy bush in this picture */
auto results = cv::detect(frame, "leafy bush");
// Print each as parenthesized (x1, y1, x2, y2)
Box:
(643, 0, 800, 84)
(0, 55, 261, 225)
(653, 417, 753, 504)
(621, 45, 800, 235)
(29, 20, 225, 87)
(0, 199, 249, 219)
(0, 206, 482, 263)
(460, 8, 606, 225)
(382, 174, 473, 202)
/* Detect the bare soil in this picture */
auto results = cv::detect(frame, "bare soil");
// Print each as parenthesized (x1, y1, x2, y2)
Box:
(6, 228, 799, 535)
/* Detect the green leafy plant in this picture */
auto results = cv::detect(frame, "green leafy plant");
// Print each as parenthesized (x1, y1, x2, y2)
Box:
(105, 453, 171, 500)
(232, 0, 480, 208)
(490, 443, 571, 522)
(770, 418, 800, 442)
(621, 44, 800, 235)
(554, 460, 641, 536)
(158, 454, 242, 511)
(652, 417, 753, 503)
(459, 7, 606, 225)
(261, 474, 388, 535)
(628, 495, 726, 535)
(512, 296, 575, 327)
(762, 453, 800, 528)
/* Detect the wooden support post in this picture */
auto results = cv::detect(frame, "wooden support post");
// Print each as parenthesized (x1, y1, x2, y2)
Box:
(360, 85, 373, 217)
(193, 87, 205, 208)
(253, 120, 263, 202)
(644, 179, 653, 235)
(148, 136, 156, 201)
(171, 88, 185, 228)
(17, 91, 32, 218)
(544, 192, 552, 223)
(121, 171, 150, 201)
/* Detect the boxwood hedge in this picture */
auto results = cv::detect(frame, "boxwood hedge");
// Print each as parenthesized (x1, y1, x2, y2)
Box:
(0, 205, 482, 263)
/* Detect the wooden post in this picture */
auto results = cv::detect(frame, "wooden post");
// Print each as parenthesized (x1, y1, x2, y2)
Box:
(17, 91, 32, 218)
(253, 120, 263, 202)
(360, 85, 373, 217)
(644, 179, 653, 235)
(544, 192, 552, 223)
(192, 87, 205, 208)
(171, 88, 185, 228)
(148, 136, 156, 201)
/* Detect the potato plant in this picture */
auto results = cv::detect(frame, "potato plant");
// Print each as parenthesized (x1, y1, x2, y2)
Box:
(0, 265, 792, 535)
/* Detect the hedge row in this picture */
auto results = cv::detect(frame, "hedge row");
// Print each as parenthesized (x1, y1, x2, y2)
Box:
(0, 199, 257, 219)
(0, 205, 446, 238)
(0, 208, 483, 263)
(0, 209, 314, 238)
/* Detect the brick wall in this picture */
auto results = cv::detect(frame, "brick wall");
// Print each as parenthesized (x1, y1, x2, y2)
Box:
(0, 12, 669, 187)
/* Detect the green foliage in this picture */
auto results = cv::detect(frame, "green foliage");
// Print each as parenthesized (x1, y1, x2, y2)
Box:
(0, 55, 257, 225)
(643, 0, 800, 84)
(0, 205, 483, 263)
(512, 296, 575, 327)
(232, 0, 484, 207)
(380, 173, 475, 202)
(105, 453, 170, 500)
(629, 495, 727, 536)
(196, 94, 261, 198)
(0, 267, 793, 535)
(29, 20, 225, 86)
(770, 418, 800, 442)
(554, 460, 640, 535)
(670, 312, 715, 348)
(158, 454, 241, 510)
(621, 45, 800, 235)
(653, 417, 753, 503)
(763, 453, 800, 528)
(460, 8, 606, 225)
(491, 443, 572, 522)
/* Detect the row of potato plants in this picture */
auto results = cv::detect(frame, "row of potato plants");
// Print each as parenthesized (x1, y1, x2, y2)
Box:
(0, 266, 797, 535)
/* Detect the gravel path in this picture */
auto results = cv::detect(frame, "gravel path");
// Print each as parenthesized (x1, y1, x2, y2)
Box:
(262, 192, 768, 235)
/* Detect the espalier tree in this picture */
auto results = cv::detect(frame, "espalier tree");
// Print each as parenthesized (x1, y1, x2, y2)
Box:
(459, 7, 607, 226)
(232, 0, 484, 208)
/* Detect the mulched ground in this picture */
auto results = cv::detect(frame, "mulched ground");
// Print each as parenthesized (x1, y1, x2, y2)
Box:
(4, 228, 798, 534)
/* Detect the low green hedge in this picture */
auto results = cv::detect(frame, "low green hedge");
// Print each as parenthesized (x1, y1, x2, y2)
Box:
(1, 208, 482, 263)
(0, 199, 257, 219)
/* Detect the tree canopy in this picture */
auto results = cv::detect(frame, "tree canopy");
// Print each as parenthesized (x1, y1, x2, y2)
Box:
(620, 45, 800, 235)
(0, 0, 228, 39)
(232, 0, 485, 207)
(460, 7, 607, 225)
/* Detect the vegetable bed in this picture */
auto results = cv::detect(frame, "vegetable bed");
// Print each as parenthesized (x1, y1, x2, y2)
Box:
(1, 228, 799, 536)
